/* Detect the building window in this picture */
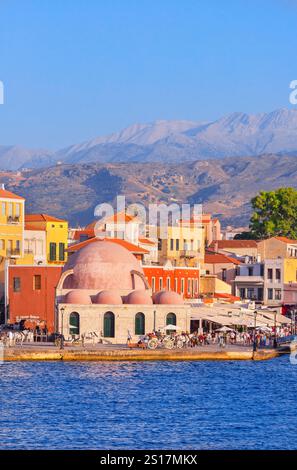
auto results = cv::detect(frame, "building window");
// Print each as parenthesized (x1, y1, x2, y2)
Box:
(104, 311, 115, 338)
(59, 243, 65, 261)
(181, 278, 185, 294)
(170, 239, 174, 251)
(69, 312, 80, 335)
(275, 289, 282, 301)
(49, 242, 56, 261)
(240, 288, 245, 299)
(135, 312, 145, 335)
(8, 203, 13, 216)
(158, 239, 162, 251)
(267, 288, 273, 300)
(16, 240, 20, 254)
(267, 269, 273, 281)
(166, 312, 176, 334)
(13, 277, 21, 292)
(151, 277, 156, 293)
(176, 239, 179, 251)
(1, 202, 6, 216)
(159, 277, 163, 290)
(247, 288, 255, 299)
(187, 279, 191, 295)
(195, 279, 199, 293)
(174, 278, 178, 292)
(248, 267, 253, 276)
(15, 203, 20, 217)
(167, 277, 171, 290)
(33, 275, 41, 290)
(276, 269, 281, 281)
(222, 268, 227, 282)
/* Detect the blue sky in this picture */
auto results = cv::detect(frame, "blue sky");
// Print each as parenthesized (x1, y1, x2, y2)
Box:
(0, 0, 297, 149)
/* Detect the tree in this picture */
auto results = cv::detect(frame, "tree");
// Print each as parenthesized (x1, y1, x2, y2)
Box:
(249, 187, 297, 239)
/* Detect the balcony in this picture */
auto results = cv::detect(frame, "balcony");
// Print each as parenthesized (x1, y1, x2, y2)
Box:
(7, 215, 20, 224)
(180, 249, 197, 258)
(234, 275, 264, 285)
(6, 249, 21, 258)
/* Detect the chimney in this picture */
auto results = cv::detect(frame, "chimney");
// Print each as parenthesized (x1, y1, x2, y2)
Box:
(214, 241, 218, 253)
(0, 184, 5, 190)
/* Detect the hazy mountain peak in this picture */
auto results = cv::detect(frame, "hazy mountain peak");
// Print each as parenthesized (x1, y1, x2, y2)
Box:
(2, 108, 297, 170)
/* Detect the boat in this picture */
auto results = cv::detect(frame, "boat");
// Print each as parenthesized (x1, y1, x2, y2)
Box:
(276, 335, 297, 353)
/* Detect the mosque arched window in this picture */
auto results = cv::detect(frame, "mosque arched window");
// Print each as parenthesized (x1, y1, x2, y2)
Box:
(104, 311, 115, 338)
(135, 312, 145, 335)
(69, 312, 80, 336)
(166, 312, 176, 334)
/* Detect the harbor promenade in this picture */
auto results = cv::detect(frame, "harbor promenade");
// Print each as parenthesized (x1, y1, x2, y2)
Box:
(2, 343, 278, 362)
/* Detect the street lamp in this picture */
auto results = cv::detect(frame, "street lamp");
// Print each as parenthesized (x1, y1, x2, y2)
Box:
(60, 306, 65, 336)
(253, 310, 257, 352)
(273, 310, 277, 349)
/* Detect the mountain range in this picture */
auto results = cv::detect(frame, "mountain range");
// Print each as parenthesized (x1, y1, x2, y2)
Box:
(1, 153, 297, 227)
(1, 108, 297, 170)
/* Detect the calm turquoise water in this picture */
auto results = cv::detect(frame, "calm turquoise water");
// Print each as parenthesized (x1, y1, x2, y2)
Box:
(0, 356, 296, 450)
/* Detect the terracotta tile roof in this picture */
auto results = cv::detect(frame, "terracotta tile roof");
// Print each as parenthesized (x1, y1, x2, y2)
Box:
(67, 237, 149, 254)
(204, 253, 241, 265)
(275, 236, 297, 244)
(214, 293, 241, 302)
(25, 213, 67, 223)
(0, 189, 24, 200)
(73, 229, 94, 240)
(209, 240, 258, 249)
(25, 224, 46, 231)
(138, 237, 156, 246)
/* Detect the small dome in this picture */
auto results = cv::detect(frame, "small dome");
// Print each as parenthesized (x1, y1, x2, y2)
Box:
(125, 290, 153, 305)
(154, 290, 184, 305)
(64, 290, 92, 305)
(93, 290, 123, 305)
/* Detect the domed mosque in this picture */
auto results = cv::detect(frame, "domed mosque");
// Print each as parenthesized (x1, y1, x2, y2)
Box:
(56, 240, 191, 343)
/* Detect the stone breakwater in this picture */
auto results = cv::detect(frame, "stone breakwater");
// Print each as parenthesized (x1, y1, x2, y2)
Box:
(3, 347, 279, 362)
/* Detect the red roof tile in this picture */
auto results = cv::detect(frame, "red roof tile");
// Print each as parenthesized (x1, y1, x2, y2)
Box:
(0, 189, 24, 200)
(25, 214, 67, 223)
(209, 240, 258, 249)
(67, 237, 149, 254)
(204, 253, 241, 265)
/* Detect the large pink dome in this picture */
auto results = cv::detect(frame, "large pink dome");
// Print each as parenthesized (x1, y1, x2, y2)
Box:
(154, 290, 184, 305)
(93, 290, 123, 305)
(62, 240, 145, 290)
(64, 290, 92, 305)
(125, 290, 153, 305)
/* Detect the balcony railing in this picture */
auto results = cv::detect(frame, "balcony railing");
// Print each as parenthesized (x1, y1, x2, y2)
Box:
(7, 215, 20, 224)
(6, 249, 21, 257)
(180, 249, 197, 258)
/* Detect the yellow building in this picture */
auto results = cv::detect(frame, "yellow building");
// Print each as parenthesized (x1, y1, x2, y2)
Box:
(0, 186, 25, 260)
(25, 214, 68, 264)
(157, 221, 205, 267)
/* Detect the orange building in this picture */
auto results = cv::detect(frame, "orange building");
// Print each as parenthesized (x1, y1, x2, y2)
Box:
(7, 265, 63, 331)
(143, 264, 199, 299)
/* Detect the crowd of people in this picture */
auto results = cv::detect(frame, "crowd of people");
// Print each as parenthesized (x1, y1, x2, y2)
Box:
(134, 325, 295, 349)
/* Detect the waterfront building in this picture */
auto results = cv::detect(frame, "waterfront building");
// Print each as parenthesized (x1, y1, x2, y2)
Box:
(56, 240, 191, 343)
(25, 214, 68, 265)
(157, 219, 204, 267)
(257, 236, 297, 259)
(204, 251, 241, 289)
(7, 264, 63, 330)
(0, 185, 25, 261)
(209, 239, 259, 260)
(143, 262, 200, 300)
